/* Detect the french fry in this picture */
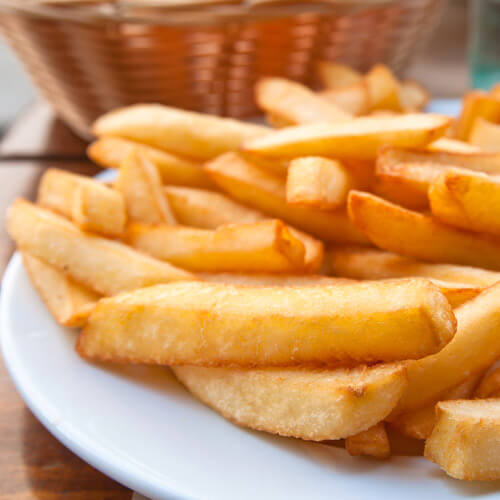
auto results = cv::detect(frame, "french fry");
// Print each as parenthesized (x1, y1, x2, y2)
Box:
(375, 146, 500, 209)
(286, 157, 360, 209)
(242, 114, 451, 160)
(316, 61, 362, 89)
(197, 272, 350, 286)
(37, 168, 126, 237)
(348, 191, 500, 271)
(255, 77, 352, 125)
(164, 186, 324, 272)
(393, 282, 500, 415)
(22, 252, 99, 327)
(92, 103, 269, 161)
(364, 64, 402, 112)
(116, 150, 177, 224)
(389, 376, 480, 440)
(125, 220, 306, 273)
(266, 112, 295, 129)
(172, 363, 407, 441)
(426, 137, 481, 154)
(345, 422, 391, 459)
(205, 152, 368, 244)
(474, 366, 500, 399)
(77, 279, 456, 366)
(429, 169, 500, 237)
(399, 80, 430, 112)
(87, 137, 216, 189)
(454, 91, 500, 141)
(424, 399, 500, 480)
(320, 83, 370, 116)
(7, 199, 193, 296)
(469, 117, 500, 151)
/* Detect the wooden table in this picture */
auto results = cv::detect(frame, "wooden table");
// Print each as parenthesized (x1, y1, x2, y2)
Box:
(0, 102, 132, 500)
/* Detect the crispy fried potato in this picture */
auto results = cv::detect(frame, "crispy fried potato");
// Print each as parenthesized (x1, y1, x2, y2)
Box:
(197, 272, 350, 286)
(426, 137, 481, 154)
(116, 150, 177, 224)
(399, 80, 430, 112)
(469, 117, 500, 151)
(424, 399, 500, 480)
(37, 168, 126, 237)
(7, 199, 193, 296)
(205, 152, 368, 244)
(320, 83, 370, 116)
(92, 103, 268, 161)
(87, 137, 215, 189)
(286, 157, 360, 209)
(266, 112, 295, 129)
(375, 146, 500, 209)
(172, 363, 407, 441)
(430, 169, 500, 236)
(389, 376, 480, 440)
(348, 191, 500, 271)
(164, 186, 324, 272)
(256, 77, 352, 125)
(316, 61, 362, 89)
(345, 422, 391, 459)
(364, 64, 402, 112)
(22, 252, 99, 327)
(454, 91, 500, 141)
(474, 366, 500, 399)
(126, 220, 306, 273)
(242, 114, 451, 160)
(393, 282, 500, 414)
(77, 279, 456, 366)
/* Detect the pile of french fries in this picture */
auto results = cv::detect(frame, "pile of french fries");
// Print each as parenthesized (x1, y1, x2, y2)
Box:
(8, 62, 500, 481)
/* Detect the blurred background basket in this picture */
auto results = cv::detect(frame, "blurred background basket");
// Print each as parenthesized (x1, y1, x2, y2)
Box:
(0, 0, 447, 138)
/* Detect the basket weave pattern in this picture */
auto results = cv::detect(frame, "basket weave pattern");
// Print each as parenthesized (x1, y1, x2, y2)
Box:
(0, 0, 446, 137)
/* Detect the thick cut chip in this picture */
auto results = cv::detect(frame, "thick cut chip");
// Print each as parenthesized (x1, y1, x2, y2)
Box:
(22, 252, 99, 327)
(92, 104, 268, 160)
(320, 84, 370, 116)
(197, 272, 349, 286)
(173, 363, 407, 441)
(126, 220, 306, 273)
(399, 80, 430, 112)
(37, 168, 126, 237)
(286, 157, 360, 209)
(87, 137, 215, 189)
(77, 279, 456, 366)
(316, 61, 362, 89)
(474, 367, 500, 399)
(393, 283, 500, 414)
(348, 191, 500, 271)
(364, 64, 402, 112)
(164, 186, 324, 272)
(426, 137, 481, 154)
(424, 399, 500, 481)
(430, 169, 500, 236)
(454, 91, 500, 141)
(255, 77, 352, 125)
(469, 117, 500, 151)
(7, 199, 193, 296)
(116, 151, 176, 224)
(242, 114, 451, 160)
(205, 152, 368, 244)
(345, 422, 391, 459)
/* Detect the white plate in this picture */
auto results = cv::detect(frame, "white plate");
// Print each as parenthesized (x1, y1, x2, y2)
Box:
(2, 253, 500, 500)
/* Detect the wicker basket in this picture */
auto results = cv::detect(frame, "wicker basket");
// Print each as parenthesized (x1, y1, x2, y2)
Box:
(0, 0, 447, 138)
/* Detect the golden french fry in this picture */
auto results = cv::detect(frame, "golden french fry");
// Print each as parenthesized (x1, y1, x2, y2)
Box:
(255, 77, 352, 125)
(242, 114, 451, 160)
(364, 64, 402, 112)
(454, 91, 500, 141)
(87, 137, 216, 189)
(205, 152, 368, 244)
(424, 399, 500, 481)
(116, 150, 177, 224)
(316, 61, 362, 89)
(389, 376, 480, 440)
(77, 279, 456, 366)
(348, 191, 500, 271)
(197, 272, 350, 286)
(469, 117, 500, 151)
(393, 282, 500, 415)
(426, 137, 481, 154)
(266, 112, 295, 129)
(92, 103, 268, 161)
(320, 83, 370, 116)
(398, 80, 430, 112)
(126, 220, 306, 273)
(164, 186, 324, 273)
(7, 199, 193, 296)
(430, 169, 500, 237)
(37, 168, 126, 237)
(172, 363, 407, 441)
(286, 157, 360, 209)
(22, 252, 99, 327)
(474, 366, 500, 399)
(345, 422, 391, 459)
